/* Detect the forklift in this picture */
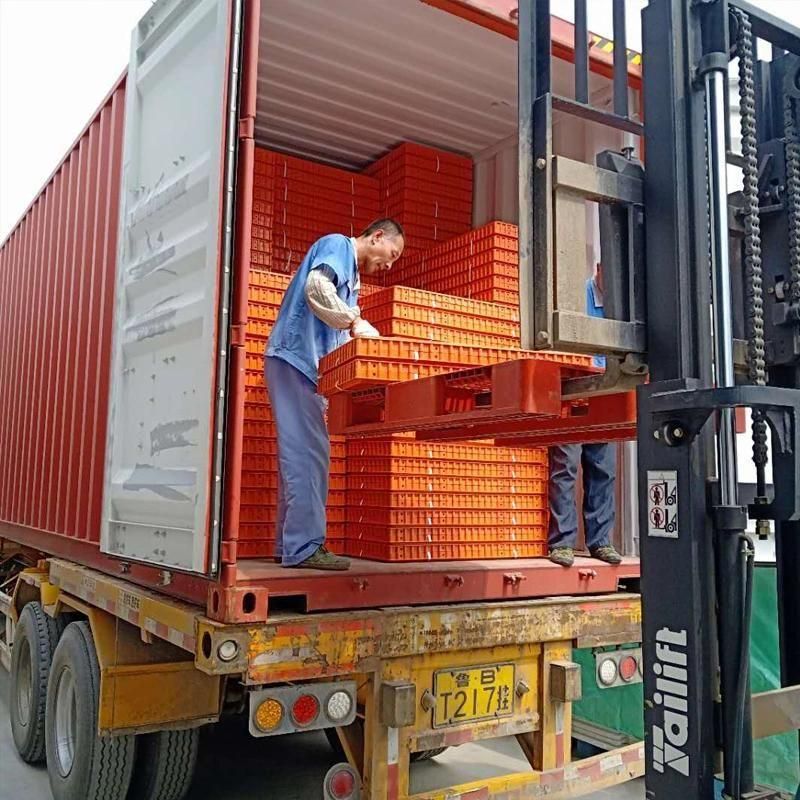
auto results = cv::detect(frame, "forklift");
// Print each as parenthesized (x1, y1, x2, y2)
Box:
(519, 0, 800, 797)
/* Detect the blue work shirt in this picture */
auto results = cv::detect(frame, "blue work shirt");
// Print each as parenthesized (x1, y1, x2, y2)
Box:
(266, 234, 359, 385)
(586, 276, 605, 369)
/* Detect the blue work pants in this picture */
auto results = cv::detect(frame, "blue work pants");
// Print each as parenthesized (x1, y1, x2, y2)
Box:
(548, 443, 616, 551)
(264, 356, 329, 565)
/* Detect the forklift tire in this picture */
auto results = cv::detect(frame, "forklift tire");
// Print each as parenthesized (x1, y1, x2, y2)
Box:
(325, 728, 448, 763)
(128, 728, 200, 800)
(9, 601, 63, 763)
(45, 621, 135, 800)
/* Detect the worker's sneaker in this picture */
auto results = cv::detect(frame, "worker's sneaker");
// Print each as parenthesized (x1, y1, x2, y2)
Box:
(293, 546, 350, 571)
(589, 545, 622, 565)
(548, 547, 575, 567)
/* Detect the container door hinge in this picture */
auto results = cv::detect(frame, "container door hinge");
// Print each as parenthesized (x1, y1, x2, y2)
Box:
(230, 324, 246, 347)
(238, 116, 254, 139)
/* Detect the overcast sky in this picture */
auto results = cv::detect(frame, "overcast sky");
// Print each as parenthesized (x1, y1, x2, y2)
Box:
(1, 0, 798, 240)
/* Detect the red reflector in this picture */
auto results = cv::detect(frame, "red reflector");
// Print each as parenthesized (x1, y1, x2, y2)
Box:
(329, 768, 355, 799)
(291, 694, 320, 727)
(619, 655, 638, 682)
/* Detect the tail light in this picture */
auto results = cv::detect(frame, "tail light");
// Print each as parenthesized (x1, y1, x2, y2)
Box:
(619, 655, 639, 682)
(291, 693, 320, 727)
(248, 680, 357, 738)
(324, 763, 360, 800)
(594, 648, 643, 688)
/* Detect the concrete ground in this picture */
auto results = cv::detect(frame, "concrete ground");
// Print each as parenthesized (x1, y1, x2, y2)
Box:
(0, 668, 644, 799)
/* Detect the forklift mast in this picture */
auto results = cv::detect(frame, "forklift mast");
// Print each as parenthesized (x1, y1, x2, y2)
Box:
(518, 1, 800, 798)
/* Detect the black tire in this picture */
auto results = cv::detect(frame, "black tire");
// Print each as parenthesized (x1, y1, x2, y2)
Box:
(9, 601, 63, 763)
(325, 727, 346, 759)
(45, 621, 135, 800)
(410, 747, 448, 762)
(325, 728, 447, 763)
(127, 728, 200, 800)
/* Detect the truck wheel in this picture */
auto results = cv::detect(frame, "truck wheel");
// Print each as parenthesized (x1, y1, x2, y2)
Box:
(9, 601, 62, 763)
(410, 747, 448, 762)
(45, 621, 135, 800)
(326, 728, 447, 763)
(128, 728, 200, 800)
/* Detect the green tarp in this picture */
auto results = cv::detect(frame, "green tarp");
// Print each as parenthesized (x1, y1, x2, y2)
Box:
(573, 566, 799, 792)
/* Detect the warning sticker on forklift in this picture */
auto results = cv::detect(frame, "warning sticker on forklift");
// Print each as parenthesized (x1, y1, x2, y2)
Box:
(647, 470, 679, 538)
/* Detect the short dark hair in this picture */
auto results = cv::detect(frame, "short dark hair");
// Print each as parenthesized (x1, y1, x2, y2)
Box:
(360, 218, 405, 240)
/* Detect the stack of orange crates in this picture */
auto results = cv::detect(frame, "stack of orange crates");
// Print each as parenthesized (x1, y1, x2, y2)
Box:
(240, 145, 571, 564)
(344, 438, 549, 561)
(360, 286, 520, 348)
(364, 143, 473, 257)
(252, 148, 381, 276)
(239, 269, 346, 558)
(389, 222, 519, 306)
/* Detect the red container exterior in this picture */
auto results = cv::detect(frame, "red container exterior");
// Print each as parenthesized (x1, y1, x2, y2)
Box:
(0, 76, 126, 548)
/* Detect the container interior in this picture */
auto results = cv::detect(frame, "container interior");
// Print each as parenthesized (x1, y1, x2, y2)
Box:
(231, 0, 643, 564)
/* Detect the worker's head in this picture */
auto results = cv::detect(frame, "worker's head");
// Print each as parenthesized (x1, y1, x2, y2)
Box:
(357, 218, 405, 275)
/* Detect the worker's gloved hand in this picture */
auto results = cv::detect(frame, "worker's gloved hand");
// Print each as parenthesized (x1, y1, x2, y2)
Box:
(351, 317, 380, 339)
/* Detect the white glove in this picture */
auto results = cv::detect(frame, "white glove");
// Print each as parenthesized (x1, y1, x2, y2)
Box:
(351, 317, 380, 339)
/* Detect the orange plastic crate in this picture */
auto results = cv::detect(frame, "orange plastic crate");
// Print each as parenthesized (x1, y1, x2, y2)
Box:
(346, 474, 547, 495)
(347, 457, 548, 480)
(239, 506, 346, 524)
(370, 319, 517, 349)
(366, 305, 518, 338)
(248, 285, 287, 306)
(362, 286, 518, 320)
(242, 472, 346, 491)
(343, 540, 547, 562)
(347, 491, 547, 510)
(344, 524, 547, 544)
(345, 507, 546, 526)
(321, 338, 525, 370)
(237, 536, 346, 559)
(249, 270, 291, 290)
(345, 439, 548, 464)
(240, 489, 346, 506)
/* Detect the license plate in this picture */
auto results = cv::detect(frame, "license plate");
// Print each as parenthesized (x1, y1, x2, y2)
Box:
(432, 663, 515, 727)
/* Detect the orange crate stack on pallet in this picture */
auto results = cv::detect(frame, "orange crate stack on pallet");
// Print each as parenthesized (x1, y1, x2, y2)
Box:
(241, 146, 570, 564)
(318, 337, 593, 395)
(344, 438, 549, 562)
(239, 268, 346, 558)
(360, 285, 521, 348)
(389, 222, 520, 306)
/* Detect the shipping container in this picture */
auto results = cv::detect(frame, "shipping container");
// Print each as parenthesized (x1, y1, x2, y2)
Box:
(0, 2, 645, 799)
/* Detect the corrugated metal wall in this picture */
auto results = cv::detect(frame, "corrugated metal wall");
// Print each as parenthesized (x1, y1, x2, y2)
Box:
(0, 79, 126, 545)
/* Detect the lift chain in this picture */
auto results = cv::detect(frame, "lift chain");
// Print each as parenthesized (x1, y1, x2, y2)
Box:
(782, 54, 800, 322)
(733, 7, 769, 478)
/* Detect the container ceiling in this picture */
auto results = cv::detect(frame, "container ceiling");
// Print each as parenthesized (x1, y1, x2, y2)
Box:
(256, 0, 524, 168)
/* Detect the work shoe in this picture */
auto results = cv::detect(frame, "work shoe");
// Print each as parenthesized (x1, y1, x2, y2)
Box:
(293, 545, 350, 571)
(590, 545, 622, 565)
(548, 547, 575, 567)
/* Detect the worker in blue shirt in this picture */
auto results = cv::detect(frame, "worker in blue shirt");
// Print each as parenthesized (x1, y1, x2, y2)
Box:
(548, 263, 623, 568)
(265, 219, 404, 570)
